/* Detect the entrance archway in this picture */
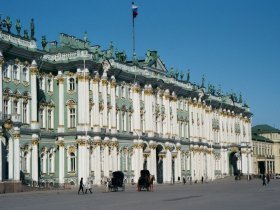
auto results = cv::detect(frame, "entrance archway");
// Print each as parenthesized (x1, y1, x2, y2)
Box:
(229, 152, 239, 176)
(156, 144, 163, 184)
(258, 161, 265, 175)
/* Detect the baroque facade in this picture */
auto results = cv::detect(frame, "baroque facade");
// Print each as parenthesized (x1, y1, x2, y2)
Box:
(0, 19, 253, 186)
(252, 125, 280, 175)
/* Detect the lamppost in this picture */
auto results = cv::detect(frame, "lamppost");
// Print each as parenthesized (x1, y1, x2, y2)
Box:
(246, 142, 250, 180)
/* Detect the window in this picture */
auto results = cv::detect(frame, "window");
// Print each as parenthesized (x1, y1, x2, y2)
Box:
(39, 108, 44, 128)
(70, 152, 76, 172)
(49, 153, 54, 173)
(47, 78, 53, 92)
(69, 78, 75, 91)
(3, 64, 8, 78)
(22, 152, 28, 172)
(3, 99, 9, 115)
(22, 103, 27, 124)
(39, 77, 44, 90)
(41, 153, 47, 174)
(13, 100, 18, 115)
(69, 108, 76, 128)
(47, 109, 52, 129)
(22, 67, 28, 82)
(13, 65, 18, 80)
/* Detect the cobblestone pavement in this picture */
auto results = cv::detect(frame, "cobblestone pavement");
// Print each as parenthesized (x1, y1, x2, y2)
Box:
(1, 177, 279, 210)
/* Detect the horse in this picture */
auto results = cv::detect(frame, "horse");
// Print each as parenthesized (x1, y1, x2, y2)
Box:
(149, 175, 155, 191)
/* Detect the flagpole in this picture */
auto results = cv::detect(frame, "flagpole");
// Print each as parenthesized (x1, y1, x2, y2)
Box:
(132, 1, 136, 55)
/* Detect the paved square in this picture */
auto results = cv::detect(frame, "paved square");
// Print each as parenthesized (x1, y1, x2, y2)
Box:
(1, 178, 279, 210)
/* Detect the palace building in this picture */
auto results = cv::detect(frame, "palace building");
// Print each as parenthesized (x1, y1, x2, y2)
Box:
(0, 17, 253, 187)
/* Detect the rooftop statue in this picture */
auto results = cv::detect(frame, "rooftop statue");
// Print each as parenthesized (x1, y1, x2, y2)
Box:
(201, 74, 205, 88)
(16, 19, 21, 36)
(175, 70, 179, 80)
(6, 16, 12, 33)
(239, 93, 243, 103)
(41, 36, 47, 50)
(186, 69, 190, 82)
(169, 67, 174, 78)
(105, 41, 114, 59)
(24, 30, 29, 39)
(216, 84, 222, 96)
(180, 71, 184, 80)
(30, 18, 35, 39)
(115, 51, 127, 63)
(132, 52, 138, 66)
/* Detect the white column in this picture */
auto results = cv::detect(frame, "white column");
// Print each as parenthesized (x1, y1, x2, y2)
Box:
(165, 143, 172, 183)
(171, 92, 178, 137)
(176, 144, 182, 181)
(13, 128, 20, 181)
(57, 72, 65, 133)
(103, 137, 110, 177)
(144, 85, 153, 137)
(101, 74, 108, 128)
(93, 74, 100, 132)
(8, 135, 13, 180)
(132, 83, 140, 134)
(57, 137, 65, 184)
(0, 130, 2, 181)
(30, 60, 38, 129)
(77, 136, 89, 182)
(110, 77, 117, 133)
(77, 69, 90, 131)
(162, 154, 167, 182)
(0, 52, 3, 114)
(111, 137, 118, 172)
(149, 141, 157, 179)
(93, 136, 101, 185)
(132, 140, 139, 181)
(163, 90, 170, 138)
(31, 134, 39, 182)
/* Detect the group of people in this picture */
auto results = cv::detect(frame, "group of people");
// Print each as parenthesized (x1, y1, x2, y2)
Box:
(78, 177, 93, 195)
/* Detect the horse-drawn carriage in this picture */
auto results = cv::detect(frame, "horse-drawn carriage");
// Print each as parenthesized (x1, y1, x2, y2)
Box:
(108, 171, 125, 192)
(137, 170, 154, 191)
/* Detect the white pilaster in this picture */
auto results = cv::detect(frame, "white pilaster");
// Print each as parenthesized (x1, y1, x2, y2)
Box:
(103, 137, 110, 177)
(13, 128, 20, 181)
(57, 137, 65, 184)
(31, 134, 39, 182)
(144, 85, 153, 137)
(0, 130, 3, 181)
(111, 137, 118, 172)
(132, 83, 140, 134)
(93, 136, 101, 185)
(101, 73, 108, 128)
(163, 90, 170, 138)
(57, 71, 65, 133)
(8, 135, 13, 180)
(93, 74, 100, 132)
(30, 60, 38, 129)
(77, 136, 89, 182)
(110, 77, 117, 133)
(176, 144, 182, 181)
(149, 141, 157, 179)
(0, 52, 3, 114)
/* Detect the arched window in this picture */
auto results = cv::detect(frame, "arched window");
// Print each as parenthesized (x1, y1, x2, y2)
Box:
(3, 99, 9, 115)
(40, 152, 47, 174)
(13, 65, 18, 80)
(70, 152, 76, 172)
(69, 78, 75, 91)
(49, 152, 55, 173)
(3, 64, 8, 78)
(22, 67, 28, 82)
(69, 108, 76, 128)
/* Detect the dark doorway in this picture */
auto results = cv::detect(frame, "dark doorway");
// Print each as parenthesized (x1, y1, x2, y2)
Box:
(258, 161, 265, 175)
(229, 152, 239, 176)
(156, 145, 163, 184)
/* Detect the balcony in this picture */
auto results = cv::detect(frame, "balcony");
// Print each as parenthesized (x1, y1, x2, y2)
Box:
(0, 112, 21, 123)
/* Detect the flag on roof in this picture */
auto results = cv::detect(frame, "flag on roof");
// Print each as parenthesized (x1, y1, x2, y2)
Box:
(132, 2, 138, 18)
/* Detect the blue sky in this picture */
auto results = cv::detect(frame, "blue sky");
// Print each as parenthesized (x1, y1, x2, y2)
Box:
(1, 0, 280, 127)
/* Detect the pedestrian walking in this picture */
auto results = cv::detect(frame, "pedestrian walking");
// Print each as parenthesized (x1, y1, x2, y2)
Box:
(85, 177, 93, 194)
(201, 176, 204, 184)
(266, 174, 270, 184)
(262, 174, 266, 186)
(78, 177, 85, 194)
(183, 177, 186, 185)
(190, 176, 192, 185)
